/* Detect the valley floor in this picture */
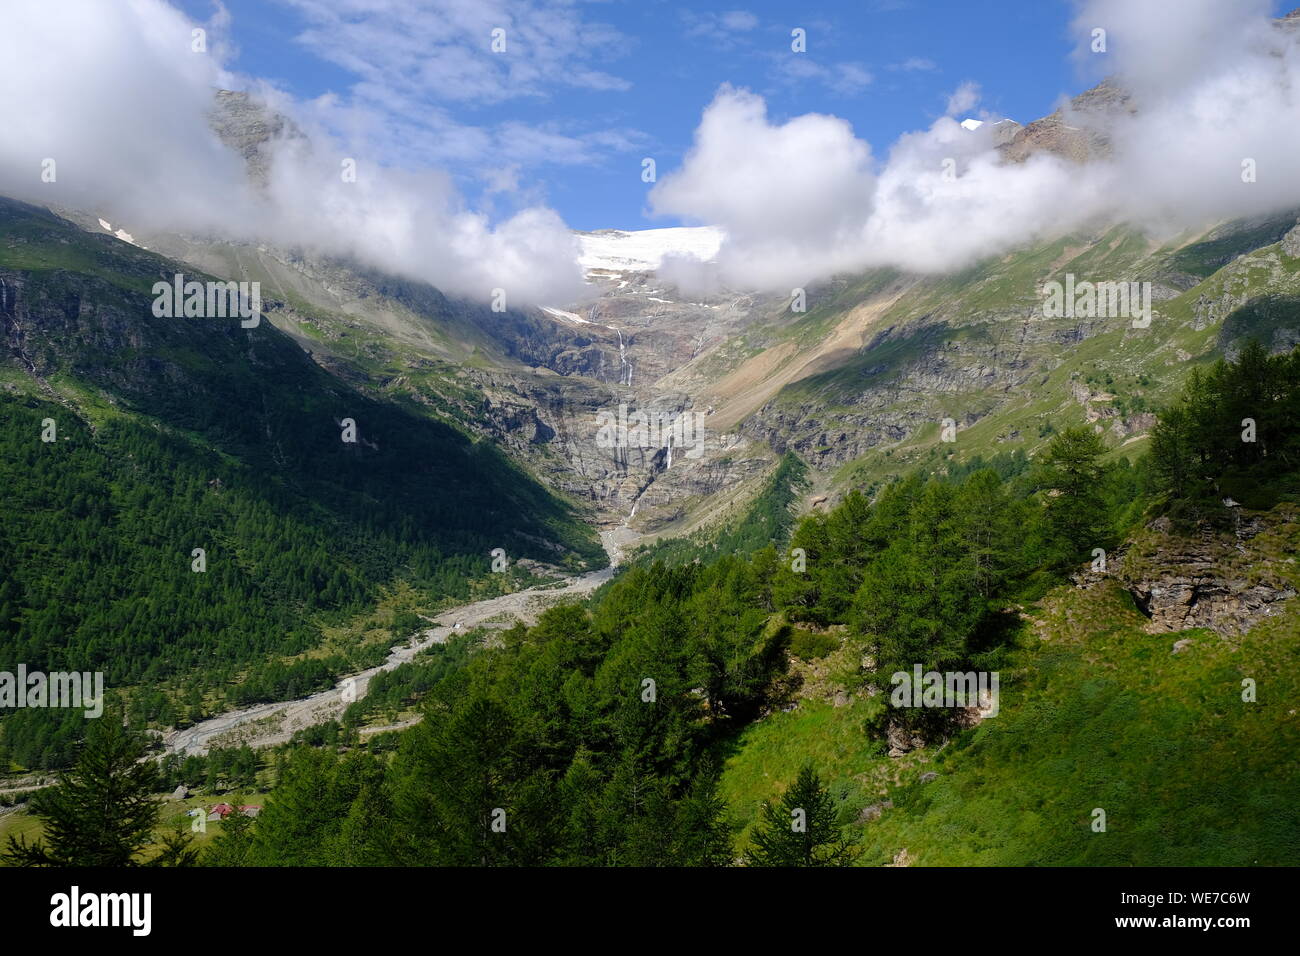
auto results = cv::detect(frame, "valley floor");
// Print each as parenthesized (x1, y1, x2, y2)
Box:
(159, 524, 637, 756)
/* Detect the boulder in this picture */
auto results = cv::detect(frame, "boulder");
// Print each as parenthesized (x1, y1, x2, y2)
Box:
(857, 800, 894, 823)
(886, 720, 925, 755)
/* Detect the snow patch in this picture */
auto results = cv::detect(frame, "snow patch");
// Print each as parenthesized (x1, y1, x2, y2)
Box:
(540, 306, 590, 325)
(576, 226, 725, 273)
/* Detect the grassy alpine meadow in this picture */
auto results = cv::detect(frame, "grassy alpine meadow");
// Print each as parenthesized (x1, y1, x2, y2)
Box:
(857, 577, 1300, 866)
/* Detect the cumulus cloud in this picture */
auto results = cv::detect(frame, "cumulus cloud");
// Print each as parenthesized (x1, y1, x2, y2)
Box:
(0, 0, 253, 234)
(648, 86, 877, 291)
(651, 0, 1300, 292)
(0, 0, 585, 304)
(1069, 0, 1300, 228)
(5, 0, 1300, 305)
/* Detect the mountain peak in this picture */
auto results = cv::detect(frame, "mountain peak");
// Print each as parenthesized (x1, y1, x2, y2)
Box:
(996, 77, 1134, 165)
(210, 89, 303, 185)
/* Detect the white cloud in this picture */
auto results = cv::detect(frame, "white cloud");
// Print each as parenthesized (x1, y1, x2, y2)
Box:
(721, 10, 760, 31)
(683, 9, 760, 48)
(649, 86, 877, 290)
(0, 0, 584, 304)
(274, 0, 645, 181)
(945, 81, 981, 116)
(831, 63, 876, 95)
(284, 0, 631, 105)
(771, 56, 875, 95)
(891, 57, 938, 72)
(4, 0, 1299, 307)
(650, 1, 1300, 291)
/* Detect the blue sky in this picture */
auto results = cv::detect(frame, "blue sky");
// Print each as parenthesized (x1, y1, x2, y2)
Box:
(174, 0, 1292, 232)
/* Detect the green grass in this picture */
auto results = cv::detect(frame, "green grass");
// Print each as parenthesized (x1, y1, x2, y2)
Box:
(717, 694, 890, 849)
(854, 578, 1300, 865)
(0, 792, 269, 865)
(0, 808, 44, 851)
(717, 502, 1300, 866)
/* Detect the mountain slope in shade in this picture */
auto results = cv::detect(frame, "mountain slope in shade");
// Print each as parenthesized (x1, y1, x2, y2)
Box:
(0, 196, 605, 760)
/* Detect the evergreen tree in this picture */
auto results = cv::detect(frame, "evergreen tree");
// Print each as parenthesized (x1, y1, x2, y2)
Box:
(857, 481, 982, 684)
(1149, 343, 1300, 516)
(204, 799, 255, 867)
(1036, 427, 1109, 564)
(387, 693, 531, 866)
(247, 748, 378, 866)
(1150, 404, 1200, 503)
(666, 767, 733, 866)
(745, 766, 856, 867)
(2, 714, 165, 866)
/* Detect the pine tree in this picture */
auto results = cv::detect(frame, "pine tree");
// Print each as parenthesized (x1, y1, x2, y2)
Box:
(2, 714, 165, 866)
(387, 693, 523, 866)
(204, 797, 255, 867)
(1036, 427, 1109, 564)
(857, 481, 980, 683)
(745, 766, 856, 867)
(668, 768, 734, 866)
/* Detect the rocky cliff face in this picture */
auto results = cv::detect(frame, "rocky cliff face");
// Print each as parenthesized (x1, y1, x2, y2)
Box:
(465, 366, 771, 528)
(210, 90, 305, 186)
(17, 81, 1300, 543)
(998, 78, 1135, 165)
(1114, 509, 1298, 639)
(1282, 221, 1300, 259)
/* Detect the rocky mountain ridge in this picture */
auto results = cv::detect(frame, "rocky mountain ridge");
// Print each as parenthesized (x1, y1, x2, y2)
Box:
(17, 55, 1300, 542)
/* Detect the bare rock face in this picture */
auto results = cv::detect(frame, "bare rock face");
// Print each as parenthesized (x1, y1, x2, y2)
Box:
(1282, 221, 1300, 259)
(210, 90, 304, 185)
(1131, 575, 1294, 636)
(886, 720, 926, 757)
(1120, 512, 1297, 638)
(998, 78, 1135, 165)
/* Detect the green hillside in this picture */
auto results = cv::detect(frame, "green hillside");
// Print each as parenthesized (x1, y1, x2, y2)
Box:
(745, 215, 1300, 493)
(0, 198, 603, 767)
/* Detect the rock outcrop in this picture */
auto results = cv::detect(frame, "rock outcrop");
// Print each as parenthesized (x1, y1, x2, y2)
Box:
(1119, 510, 1297, 638)
(998, 78, 1135, 165)
(210, 90, 305, 185)
(1282, 221, 1300, 259)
